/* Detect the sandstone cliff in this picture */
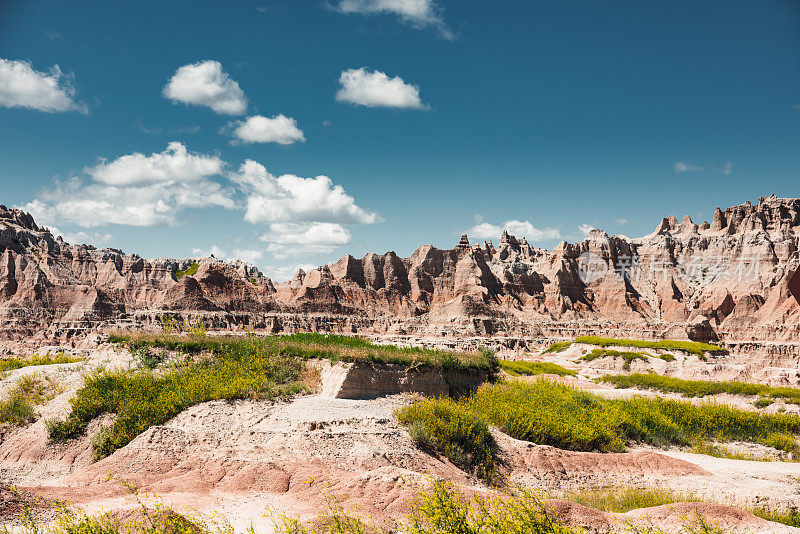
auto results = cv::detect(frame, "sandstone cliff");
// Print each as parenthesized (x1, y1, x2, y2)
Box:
(1, 196, 798, 346)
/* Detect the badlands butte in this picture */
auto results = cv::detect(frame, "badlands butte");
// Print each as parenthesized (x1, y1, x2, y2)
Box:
(1, 194, 799, 351)
(2, 195, 800, 534)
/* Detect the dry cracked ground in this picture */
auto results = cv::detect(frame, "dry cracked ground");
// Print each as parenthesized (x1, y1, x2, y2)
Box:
(2, 339, 800, 534)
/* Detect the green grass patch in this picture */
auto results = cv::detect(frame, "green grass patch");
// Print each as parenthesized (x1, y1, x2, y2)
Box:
(0, 375, 58, 428)
(564, 485, 696, 513)
(751, 507, 800, 527)
(48, 346, 308, 459)
(573, 336, 727, 356)
(0, 354, 83, 372)
(658, 353, 676, 362)
(464, 380, 800, 455)
(542, 341, 572, 354)
(175, 262, 199, 279)
(500, 360, 576, 377)
(396, 398, 499, 483)
(599, 373, 800, 405)
(580, 349, 649, 371)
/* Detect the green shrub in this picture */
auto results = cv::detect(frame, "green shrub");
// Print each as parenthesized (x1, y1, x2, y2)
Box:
(600, 373, 800, 405)
(465, 381, 800, 455)
(396, 398, 499, 483)
(573, 336, 727, 356)
(542, 341, 572, 354)
(175, 262, 199, 280)
(500, 360, 576, 377)
(754, 398, 774, 409)
(48, 350, 307, 459)
(580, 349, 648, 370)
(0, 375, 55, 427)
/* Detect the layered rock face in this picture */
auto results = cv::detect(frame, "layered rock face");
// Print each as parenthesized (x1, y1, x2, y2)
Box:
(1, 196, 799, 346)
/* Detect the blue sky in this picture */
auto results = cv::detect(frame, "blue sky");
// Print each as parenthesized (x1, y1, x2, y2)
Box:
(1, 0, 798, 280)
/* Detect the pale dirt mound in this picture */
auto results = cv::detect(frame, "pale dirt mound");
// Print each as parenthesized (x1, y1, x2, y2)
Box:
(622, 502, 793, 534)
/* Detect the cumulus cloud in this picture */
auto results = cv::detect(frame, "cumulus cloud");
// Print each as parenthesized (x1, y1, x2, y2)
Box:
(48, 227, 113, 246)
(0, 58, 86, 113)
(334, 0, 453, 39)
(468, 219, 561, 242)
(85, 141, 224, 186)
(674, 162, 704, 173)
(614, 217, 628, 226)
(336, 68, 425, 109)
(225, 114, 305, 145)
(262, 222, 352, 258)
(265, 262, 319, 282)
(21, 142, 234, 228)
(163, 60, 247, 115)
(578, 223, 595, 237)
(230, 160, 380, 225)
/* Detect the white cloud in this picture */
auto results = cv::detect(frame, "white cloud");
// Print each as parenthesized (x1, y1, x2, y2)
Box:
(720, 161, 733, 175)
(578, 224, 594, 237)
(614, 217, 628, 226)
(674, 162, 704, 173)
(192, 245, 227, 258)
(334, 0, 453, 39)
(48, 227, 113, 246)
(225, 114, 305, 145)
(21, 142, 234, 228)
(336, 68, 425, 109)
(0, 58, 86, 113)
(262, 222, 352, 258)
(85, 141, 224, 186)
(163, 60, 247, 115)
(264, 262, 319, 283)
(468, 220, 561, 242)
(230, 160, 380, 225)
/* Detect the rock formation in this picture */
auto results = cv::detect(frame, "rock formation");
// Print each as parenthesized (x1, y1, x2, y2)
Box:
(1, 196, 799, 347)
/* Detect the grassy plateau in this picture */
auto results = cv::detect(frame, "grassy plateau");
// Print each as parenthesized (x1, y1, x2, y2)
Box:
(50, 333, 497, 459)
(0, 354, 83, 372)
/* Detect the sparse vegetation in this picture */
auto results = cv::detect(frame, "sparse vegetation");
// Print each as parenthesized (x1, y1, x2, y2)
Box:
(600, 373, 800, 405)
(542, 341, 572, 354)
(500, 360, 576, 377)
(396, 398, 499, 483)
(580, 349, 649, 370)
(0, 353, 82, 372)
(48, 342, 309, 459)
(690, 442, 774, 462)
(564, 485, 696, 513)
(573, 336, 727, 356)
(458, 380, 800, 455)
(0, 374, 58, 427)
(754, 398, 774, 409)
(175, 262, 199, 279)
(750, 507, 800, 527)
